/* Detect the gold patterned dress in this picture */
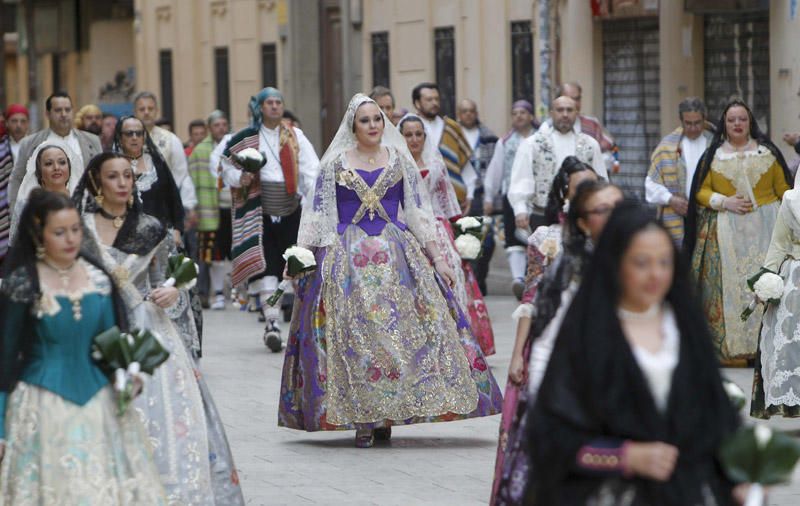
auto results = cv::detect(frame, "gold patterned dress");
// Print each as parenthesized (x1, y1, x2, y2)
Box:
(691, 145, 789, 361)
(278, 153, 503, 431)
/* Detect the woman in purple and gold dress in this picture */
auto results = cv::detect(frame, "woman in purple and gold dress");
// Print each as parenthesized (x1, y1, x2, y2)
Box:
(278, 94, 502, 448)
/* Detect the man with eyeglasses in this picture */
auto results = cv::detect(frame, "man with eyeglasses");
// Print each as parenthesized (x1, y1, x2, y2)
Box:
(645, 97, 714, 245)
(507, 95, 606, 298)
(8, 92, 102, 208)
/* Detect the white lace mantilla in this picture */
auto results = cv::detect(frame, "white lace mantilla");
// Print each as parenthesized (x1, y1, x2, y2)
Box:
(711, 145, 776, 198)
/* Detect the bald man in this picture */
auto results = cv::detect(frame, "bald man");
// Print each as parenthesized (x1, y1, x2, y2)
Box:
(505, 96, 606, 298)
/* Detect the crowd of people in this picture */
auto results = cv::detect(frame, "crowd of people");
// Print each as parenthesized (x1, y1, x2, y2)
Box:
(0, 76, 796, 504)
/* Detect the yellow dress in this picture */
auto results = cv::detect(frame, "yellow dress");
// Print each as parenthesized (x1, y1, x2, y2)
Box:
(691, 145, 789, 361)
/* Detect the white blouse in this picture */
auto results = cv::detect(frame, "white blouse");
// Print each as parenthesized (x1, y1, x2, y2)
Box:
(624, 306, 681, 413)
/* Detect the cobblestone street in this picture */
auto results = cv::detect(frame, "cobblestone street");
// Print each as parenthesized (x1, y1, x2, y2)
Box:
(201, 294, 800, 505)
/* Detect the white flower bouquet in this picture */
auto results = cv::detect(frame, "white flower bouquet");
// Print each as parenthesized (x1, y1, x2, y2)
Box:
(453, 216, 486, 260)
(741, 269, 784, 321)
(232, 147, 267, 174)
(266, 246, 317, 306)
(455, 234, 482, 260)
(720, 424, 800, 506)
(455, 216, 482, 233)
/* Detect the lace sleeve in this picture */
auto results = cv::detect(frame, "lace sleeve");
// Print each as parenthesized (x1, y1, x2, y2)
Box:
(297, 156, 339, 249)
(399, 149, 436, 244)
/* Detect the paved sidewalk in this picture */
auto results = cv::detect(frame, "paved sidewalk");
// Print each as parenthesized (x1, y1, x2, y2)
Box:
(201, 295, 800, 505)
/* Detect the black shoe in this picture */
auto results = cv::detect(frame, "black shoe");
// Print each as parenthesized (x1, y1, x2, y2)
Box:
(200, 295, 210, 309)
(512, 279, 525, 301)
(282, 293, 294, 322)
(263, 320, 283, 352)
(374, 426, 392, 441)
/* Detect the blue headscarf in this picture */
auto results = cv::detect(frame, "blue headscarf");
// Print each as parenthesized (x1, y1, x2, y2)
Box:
(249, 87, 284, 129)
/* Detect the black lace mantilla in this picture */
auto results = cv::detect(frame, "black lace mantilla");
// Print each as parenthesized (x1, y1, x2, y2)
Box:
(1, 265, 37, 303)
(109, 212, 167, 256)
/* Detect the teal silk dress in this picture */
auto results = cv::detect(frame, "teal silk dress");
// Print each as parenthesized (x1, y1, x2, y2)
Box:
(0, 259, 166, 505)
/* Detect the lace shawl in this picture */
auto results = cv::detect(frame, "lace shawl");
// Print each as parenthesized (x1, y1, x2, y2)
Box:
(297, 93, 436, 247)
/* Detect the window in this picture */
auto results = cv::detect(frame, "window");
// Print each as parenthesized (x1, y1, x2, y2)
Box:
(159, 49, 174, 125)
(434, 27, 456, 119)
(371, 31, 390, 88)
(52, 54, 62, 93)
(215, 47, 230, 116)
(261, 43, 277, 88)
(511, 21, 534, 103)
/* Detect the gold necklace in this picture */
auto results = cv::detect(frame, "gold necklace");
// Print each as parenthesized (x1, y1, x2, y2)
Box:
(42, 257, 83, 320)
(98, 207, 127, 228)
(355, 148, 381, 165)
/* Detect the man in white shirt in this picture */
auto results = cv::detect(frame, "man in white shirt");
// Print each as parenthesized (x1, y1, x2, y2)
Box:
(645, 97, 713, 245)
(221, 87, 320, 352)
(483, 100, 538, 298)
(412, 82, 477, 214)
(133, 92, 198, 226)
(457, 98, 498, 294)
(8, 92, 102, 208)
(4, 104, 30, 163)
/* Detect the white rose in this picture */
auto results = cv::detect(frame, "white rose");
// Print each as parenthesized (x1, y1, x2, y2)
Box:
(455, 234, 482, 260)
(754, 424, 772, 449)
(283, 246, 316, 268)
(455, 216, 482, 231)
(237, 147, 264, 163)
(722, 379, 746, 408)
(753, 272, 784, 301)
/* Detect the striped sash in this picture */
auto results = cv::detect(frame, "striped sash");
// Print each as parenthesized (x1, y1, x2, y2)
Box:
(0, 135, 12, 264)
(439, 116, 473, 203)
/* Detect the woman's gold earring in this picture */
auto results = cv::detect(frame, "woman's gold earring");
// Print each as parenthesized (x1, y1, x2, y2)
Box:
(96, 190, 104, 206)
(36, 245, 45, 260)
(128, 194, 134, 207)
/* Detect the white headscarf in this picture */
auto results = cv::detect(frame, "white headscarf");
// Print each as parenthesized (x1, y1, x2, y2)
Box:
(297, 93, 436, 248)
(16, 140, 83, 204)
(398, 113, 462, 220)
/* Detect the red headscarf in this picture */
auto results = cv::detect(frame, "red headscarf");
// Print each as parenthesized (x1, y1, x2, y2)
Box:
(4, 104, 29, 119)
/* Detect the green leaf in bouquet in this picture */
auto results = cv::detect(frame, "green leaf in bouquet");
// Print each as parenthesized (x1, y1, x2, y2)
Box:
(129, 329, 170, 375)
(758, 430, 800, 485)
(166, 254, 198, 287)
(286, 256, 316, 277)
(747, 267, 776, 292)
(92, 325, 133, 375)
(720, 426, 800, 485)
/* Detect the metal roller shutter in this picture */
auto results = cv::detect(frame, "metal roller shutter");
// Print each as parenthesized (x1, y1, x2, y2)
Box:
(602, 17, 660, 199)
(704, 11, 770, 134)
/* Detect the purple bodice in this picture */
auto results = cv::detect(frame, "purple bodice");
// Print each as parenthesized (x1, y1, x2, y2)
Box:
(336, 167, 407, 235)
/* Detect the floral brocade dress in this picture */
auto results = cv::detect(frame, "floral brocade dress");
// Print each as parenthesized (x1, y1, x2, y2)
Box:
(491, 223, 562, 505)
(0, 261, 166, 505)
(279, 159, 503, 431)
(691, 146, 789, 361)
(83, 214, 243, 505)
(421, 160, 496, 356)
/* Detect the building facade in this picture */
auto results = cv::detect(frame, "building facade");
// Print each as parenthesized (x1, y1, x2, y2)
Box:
(3, 0, 799, 197)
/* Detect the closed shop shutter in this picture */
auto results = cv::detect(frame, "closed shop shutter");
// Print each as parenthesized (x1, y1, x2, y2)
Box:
(704, 11, 770, 133)
(602, 17, 661, 199)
